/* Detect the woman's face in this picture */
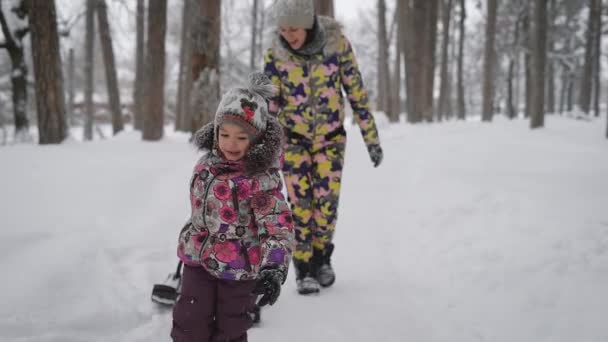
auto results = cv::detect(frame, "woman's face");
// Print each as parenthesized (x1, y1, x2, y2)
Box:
(217, 122, 251, 161)
(279, 26, 307, 50)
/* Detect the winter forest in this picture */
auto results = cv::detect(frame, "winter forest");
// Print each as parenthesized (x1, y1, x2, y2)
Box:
(1, 0, 608, 342)
(0, 0, 606, 141)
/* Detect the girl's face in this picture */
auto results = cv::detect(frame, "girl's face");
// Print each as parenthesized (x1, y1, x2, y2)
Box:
(279, 26, 307, 50)
(217, 122, 252, 161)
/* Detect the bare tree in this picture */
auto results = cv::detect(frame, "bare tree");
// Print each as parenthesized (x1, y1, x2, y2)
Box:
(530, 0, 547, 129)
(190, 0, 221, 133)
(506, 7, 523, 120)
(523, 2, 532, 118)
(545, 0, 556, 114)
(133, 0, 145, 130)
(456, 0, 466, 119)
(250, 0, 258, 71)
(592, 0, 601, 117)
(175, 0, 193, 132)
(437, 0, 453, 121)
(96, 0, 123, 135)
(0, 0, 30, 141)
(376, 0, 390, 114)
(390, 0, 406, 123)
(67, 48, 75, 125)
(84, 0, 95, 140)
(0, 101, 6, 145)
(142, 0, 167, 141)
(27, 0, 67, 144)
(405, 0, 438, 123)
(423, 0, 439, 122)
(481, 0, 497, 122)
(315, 0, 334, 17)
(257, 1, 266, 67)
(578, 0, 600, 114)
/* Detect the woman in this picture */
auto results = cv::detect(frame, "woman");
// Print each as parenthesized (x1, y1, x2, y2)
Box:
(264, 0, 383, 295)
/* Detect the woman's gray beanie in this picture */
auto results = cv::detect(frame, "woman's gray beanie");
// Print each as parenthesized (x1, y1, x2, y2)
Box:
(273, 0, 315, 29)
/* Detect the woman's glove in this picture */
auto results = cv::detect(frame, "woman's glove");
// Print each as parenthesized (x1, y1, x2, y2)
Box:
(367, 144, 383, 167)
(252, 268, 285, 307)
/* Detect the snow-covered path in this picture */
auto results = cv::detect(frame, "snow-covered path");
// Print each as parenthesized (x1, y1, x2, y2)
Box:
(1, 117, 607, 342)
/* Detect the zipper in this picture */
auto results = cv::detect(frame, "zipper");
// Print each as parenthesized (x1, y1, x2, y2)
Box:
(231, 182, 240, 213)
(241, 244, 252, 272)
(306, 59, 317, 142)
(231, 179, 251, 272)
(201, 172, 220, 229)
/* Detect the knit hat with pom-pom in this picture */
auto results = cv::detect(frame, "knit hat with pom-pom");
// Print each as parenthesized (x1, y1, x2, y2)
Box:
(214, 72, 277, 140)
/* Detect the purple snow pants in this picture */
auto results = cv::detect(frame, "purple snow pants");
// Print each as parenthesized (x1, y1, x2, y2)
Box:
(171, 265, 257, 342)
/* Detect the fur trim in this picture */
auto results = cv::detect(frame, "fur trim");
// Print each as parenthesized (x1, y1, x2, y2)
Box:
(193, 117, 284, 175)
(271, 16, 344, 62)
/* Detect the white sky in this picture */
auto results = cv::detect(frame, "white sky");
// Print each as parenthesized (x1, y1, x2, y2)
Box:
(334, 0, 374, 22)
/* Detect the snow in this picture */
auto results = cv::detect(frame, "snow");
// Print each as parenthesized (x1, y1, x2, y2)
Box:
(1, 116, 608, 342)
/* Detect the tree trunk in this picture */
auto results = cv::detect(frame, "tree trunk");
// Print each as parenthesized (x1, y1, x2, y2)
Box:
(530, 0, 547, 129)
(142, 0, 167, 141)
(558, 69, 567, 114)
(190, 0, 221, 133)
(175, 0, 186, 131)
(606, 89, 608, 138)
(96, 0, 123, 135)
(250, 0, 258, 71)
(258, 2, 266, 62)
(315, 0, 334, 17)
(566, 73, 574, 112)
(545, 0, 556, 114)
(176, 0, 193, 132)
(523, 5, 531, 118)
(481, 0, 497, 122)
(456, 0, 466, 119)
(0, 3, 30, 140)
(377, 0, 390, 114)
(405, 0, 437, 123)
(446, 0, 458, 120)
(514, 46, 521, 116)
(27, 0, 67, 144)
(507, 59, 516, 119)
(592, 0, 602, 117)
(506, 13, 521, 120)
(437, 0, 453, 121)
(133, 0, 145, 130)
(84, 0, 95, 140)
(578, 0, 600, 114)
(390, 0, 406, 123)
(423, 0, 438, 122)
(67, 48, 75, 125)
(405, 0, 422, 122)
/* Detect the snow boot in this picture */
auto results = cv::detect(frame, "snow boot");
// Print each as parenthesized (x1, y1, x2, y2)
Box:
(313, 243, 335, 288)
(151, 261, 183, 306)
(293, 259, 320, 295)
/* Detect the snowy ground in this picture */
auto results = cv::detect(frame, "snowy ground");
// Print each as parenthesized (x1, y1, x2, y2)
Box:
(1, 116, 607, 342)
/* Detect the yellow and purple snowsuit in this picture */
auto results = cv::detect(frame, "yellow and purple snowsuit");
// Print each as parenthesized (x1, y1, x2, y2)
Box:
(264, 16, 380, 262)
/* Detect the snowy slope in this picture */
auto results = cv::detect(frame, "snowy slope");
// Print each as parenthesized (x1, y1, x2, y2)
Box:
(1, 116, 607, 342)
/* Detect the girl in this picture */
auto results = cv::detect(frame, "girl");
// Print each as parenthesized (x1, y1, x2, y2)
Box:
(171, 73, 294, 342)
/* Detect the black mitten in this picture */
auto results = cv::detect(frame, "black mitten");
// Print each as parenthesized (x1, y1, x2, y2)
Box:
(252, 268, 285, 307)
(367, 144, 384, 167)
